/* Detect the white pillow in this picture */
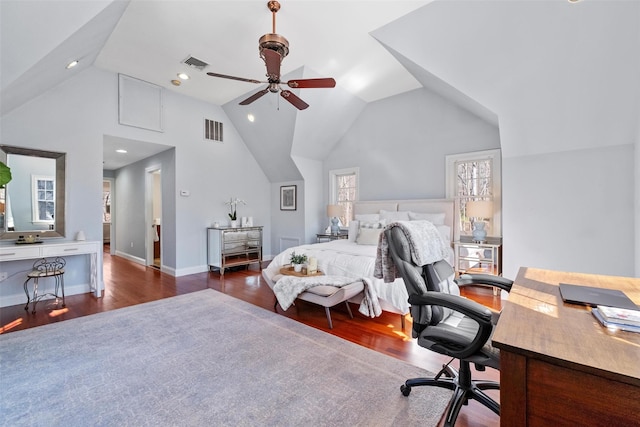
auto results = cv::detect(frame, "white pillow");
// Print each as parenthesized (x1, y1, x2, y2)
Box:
(356, 228, 383, 245)
(408, 211, 446, 225)
(379, 210, 410, 221)
(355, 213, 380, 222)
(355, 220, 386, 245)
(348, 220, 360, 242)
(436, 225, 452, 243)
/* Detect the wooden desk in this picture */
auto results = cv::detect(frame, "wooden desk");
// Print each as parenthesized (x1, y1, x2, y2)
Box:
(493, 268, 640, 426)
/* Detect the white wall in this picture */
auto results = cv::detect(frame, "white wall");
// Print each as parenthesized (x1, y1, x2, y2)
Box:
(325, 87, 501, 201)
(270, 180, 305, 257)
(0, 65, 273, 305)
(502, 144, 635, 279)
(292, 155, 325, 243)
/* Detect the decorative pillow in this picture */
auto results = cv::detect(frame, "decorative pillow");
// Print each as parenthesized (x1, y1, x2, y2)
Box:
(408, 211, 446, 225)
(355, 219, 386, 245)
(356, 228, 383, 245)
(379, 210, 410, 221)
(359, 219, 386, 229)
(355, 213, 380, 222)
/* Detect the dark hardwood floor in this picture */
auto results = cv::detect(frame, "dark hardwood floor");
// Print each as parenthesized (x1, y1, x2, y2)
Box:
(0, 245, 502, 427)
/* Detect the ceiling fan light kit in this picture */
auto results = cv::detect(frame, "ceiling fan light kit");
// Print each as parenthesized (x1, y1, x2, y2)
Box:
(259, 34, 289, 60)
(206, 1, 335, 110)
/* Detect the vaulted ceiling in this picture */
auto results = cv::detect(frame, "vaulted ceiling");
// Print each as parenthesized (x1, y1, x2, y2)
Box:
(1, 1, 430, 115)
(2, 1, 638, 178)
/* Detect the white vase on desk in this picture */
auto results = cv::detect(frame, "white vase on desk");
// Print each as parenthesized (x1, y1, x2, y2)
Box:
(230, 220, 237, 228)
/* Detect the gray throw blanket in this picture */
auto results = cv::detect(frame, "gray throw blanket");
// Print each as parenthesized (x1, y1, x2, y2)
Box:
(374, 220, 450, 283)
(273, 275, 382, 318)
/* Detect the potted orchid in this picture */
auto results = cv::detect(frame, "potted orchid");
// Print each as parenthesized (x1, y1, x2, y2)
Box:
(225, 197, 246, 228)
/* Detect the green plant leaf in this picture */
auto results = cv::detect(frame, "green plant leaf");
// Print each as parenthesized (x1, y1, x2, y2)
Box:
(0, 161, 11, 187)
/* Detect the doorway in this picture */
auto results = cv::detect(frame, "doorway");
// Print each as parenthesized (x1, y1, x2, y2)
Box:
(145, 166, 162, 270)
(103, 178, 115, 255)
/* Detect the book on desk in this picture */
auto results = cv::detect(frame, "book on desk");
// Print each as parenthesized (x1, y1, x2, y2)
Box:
(592, 306, 640, 333)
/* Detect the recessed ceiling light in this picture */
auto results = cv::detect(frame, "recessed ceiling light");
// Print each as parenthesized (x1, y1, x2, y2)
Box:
(116, 149, 127, 154)
(177, 73, 190, 80)
(66, 60, 79, 69)
(171, 79, 181, 86)
(247, 113, 255, 122)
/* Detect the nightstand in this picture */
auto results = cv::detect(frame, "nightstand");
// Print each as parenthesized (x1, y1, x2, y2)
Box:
(316, 232, 348, 243)
(453, 236, 502, 277)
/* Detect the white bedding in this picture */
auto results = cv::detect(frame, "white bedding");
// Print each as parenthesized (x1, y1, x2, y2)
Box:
(263, 239, 412, 315)
(262, 198, 457, 317)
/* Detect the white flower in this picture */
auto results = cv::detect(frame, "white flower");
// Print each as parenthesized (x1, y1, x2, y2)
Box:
(225, 197, 246, 220)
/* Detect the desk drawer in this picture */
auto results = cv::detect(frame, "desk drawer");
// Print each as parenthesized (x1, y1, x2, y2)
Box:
(41, 244, 87, 257)
(0, 246, 41, 261)
(527, 358, 640, 426)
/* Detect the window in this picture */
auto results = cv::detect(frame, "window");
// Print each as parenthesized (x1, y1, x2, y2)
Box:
(329, 167, 359, 226)
(445, 149, 502, 237)
(32, 175, 55, 223)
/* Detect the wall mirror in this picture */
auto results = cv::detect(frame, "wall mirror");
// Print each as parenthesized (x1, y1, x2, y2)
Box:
(0, 145, 66, 240)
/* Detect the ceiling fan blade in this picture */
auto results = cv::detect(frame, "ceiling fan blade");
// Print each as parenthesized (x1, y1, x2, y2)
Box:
(286, 78, 336, 89)
(280, 90, 309, 110)
(239, 88, 270, 105)
(207, 72, 262, 85)
(262, 49, 281, 80)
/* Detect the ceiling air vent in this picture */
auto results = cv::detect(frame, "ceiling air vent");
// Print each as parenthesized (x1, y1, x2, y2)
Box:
(204, 119, 223, 142)
(182, 56, 209, 71)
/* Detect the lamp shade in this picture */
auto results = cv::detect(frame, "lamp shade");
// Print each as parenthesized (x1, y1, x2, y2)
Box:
(327, 204, 342, 217)
(466, 200, 492, 219)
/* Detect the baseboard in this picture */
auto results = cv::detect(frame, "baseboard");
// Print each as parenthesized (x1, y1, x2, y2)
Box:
(114, 251, 145, 266)
(174, 265, 208, 277)
(0, 283, 90, 308)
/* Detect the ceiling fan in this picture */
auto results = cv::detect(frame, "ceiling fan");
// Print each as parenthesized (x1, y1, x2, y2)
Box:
(206, 1, 336, 110)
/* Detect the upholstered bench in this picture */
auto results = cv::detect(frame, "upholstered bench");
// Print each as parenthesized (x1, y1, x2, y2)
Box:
(270, 274, 365, 329)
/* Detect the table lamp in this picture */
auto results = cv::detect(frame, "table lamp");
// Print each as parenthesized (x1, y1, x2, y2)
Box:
(326, 204, 343, 235)
(466, 200, 492, 243)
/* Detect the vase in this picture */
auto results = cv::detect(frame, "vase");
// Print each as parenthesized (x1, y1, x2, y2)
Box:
(230, 220, 237, 228)
(472, 221, 487, 242)
(293, 264, 302, 273)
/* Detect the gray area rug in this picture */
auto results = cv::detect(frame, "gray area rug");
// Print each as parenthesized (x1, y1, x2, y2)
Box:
(0, 289, 450, 426)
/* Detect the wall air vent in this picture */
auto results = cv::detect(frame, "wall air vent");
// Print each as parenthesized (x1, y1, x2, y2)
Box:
(182, 56, 209, 71)
(204, 119, 223, 142)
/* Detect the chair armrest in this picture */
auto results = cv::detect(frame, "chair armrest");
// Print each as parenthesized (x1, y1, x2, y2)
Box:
(457, 273, 513, 292)
(408, 292, 494, 359)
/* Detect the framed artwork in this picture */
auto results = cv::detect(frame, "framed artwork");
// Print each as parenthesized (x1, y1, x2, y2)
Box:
(280, 185, 297, 211)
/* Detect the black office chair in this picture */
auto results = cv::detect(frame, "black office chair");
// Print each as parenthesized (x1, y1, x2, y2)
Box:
(385, 226, 512, 426)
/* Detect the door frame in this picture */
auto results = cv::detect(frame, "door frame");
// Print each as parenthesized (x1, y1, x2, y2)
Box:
(103, 177, 116, 255)
(145, 165, 162, 268)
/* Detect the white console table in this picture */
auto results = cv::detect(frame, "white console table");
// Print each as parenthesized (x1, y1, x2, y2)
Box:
(0, 241, 103, 297)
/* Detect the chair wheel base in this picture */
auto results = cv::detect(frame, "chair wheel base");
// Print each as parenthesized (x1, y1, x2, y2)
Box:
(400, 384, 411, 396)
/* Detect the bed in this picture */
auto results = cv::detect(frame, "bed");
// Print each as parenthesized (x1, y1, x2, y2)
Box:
(262, 199, 457, 318)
